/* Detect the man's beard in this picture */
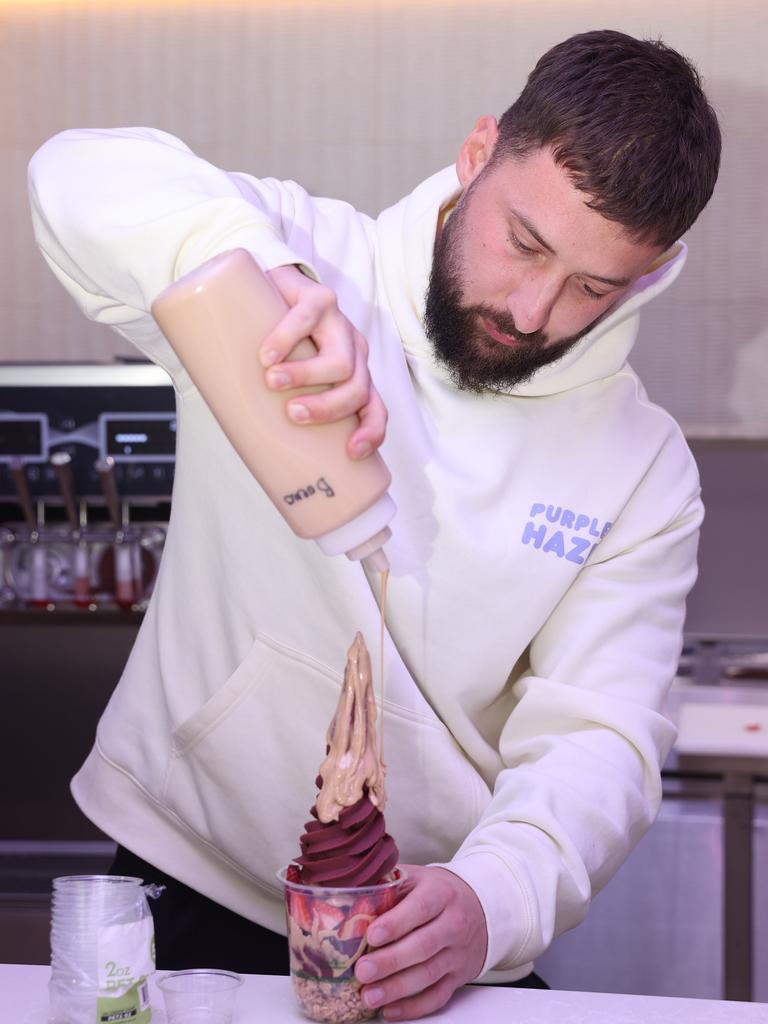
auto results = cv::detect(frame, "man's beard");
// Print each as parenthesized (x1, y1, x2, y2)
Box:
(424, 203, 599, 394)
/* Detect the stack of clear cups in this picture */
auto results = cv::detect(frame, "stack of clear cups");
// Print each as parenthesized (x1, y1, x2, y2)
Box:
(49, 874, 160, 1024)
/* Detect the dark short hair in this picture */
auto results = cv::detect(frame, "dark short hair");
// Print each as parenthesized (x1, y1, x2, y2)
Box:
(491, 30, 721, 249)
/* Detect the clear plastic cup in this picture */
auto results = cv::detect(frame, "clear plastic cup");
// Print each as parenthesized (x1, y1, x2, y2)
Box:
(157, 968, 243, 1024)
(278, 866, 406, 1024)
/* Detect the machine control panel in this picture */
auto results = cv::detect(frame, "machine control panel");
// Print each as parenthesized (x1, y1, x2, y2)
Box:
(0, 363, 176, 501)
(0, 363, 176, 611)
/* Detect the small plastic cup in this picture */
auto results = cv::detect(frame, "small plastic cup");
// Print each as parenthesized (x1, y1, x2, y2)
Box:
(157, 968, 242, 1024)
(278, 866, 406, 1024)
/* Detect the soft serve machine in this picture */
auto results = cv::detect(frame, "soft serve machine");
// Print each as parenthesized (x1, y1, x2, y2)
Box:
(0, 360, 176, 896)
(0, 362, 174, 612)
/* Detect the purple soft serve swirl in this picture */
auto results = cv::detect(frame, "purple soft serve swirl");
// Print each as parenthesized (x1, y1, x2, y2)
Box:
(296, 788, 399, 887)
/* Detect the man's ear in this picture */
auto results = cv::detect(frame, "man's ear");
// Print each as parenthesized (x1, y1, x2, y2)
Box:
(456, 116, 499, 188)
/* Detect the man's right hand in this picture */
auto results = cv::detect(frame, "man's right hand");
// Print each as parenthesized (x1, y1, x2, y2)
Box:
(262, 265, 387, 460)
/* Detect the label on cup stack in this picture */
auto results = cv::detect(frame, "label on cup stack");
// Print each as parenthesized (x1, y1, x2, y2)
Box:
(96, 917, 155, 1023)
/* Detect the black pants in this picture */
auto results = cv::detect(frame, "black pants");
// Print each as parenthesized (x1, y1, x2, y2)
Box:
(110, 845, 549, 988)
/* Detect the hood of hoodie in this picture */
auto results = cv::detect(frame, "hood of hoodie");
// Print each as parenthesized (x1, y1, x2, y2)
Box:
(376, 165, 687, 398)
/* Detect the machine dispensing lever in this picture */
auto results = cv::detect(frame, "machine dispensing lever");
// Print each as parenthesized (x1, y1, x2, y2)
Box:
(94, 456, 135, 609)
(9, 458, 47, 606)
(94, 456, 122, 530)
(8, 457, 39, 533)
(50, 452, 79, 533)
(52, 451, 91, 607)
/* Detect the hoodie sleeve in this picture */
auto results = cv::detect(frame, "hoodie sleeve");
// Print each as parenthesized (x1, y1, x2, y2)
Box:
(436, 435, 702, 977)
(27, 127, 319, 359)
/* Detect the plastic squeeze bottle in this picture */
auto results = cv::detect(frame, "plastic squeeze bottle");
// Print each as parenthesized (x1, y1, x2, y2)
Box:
(150, 248, 394, 570)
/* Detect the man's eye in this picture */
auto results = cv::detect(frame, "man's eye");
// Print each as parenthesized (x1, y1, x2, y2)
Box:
(509, 233, 535, 255)
(581, 282, 609, 301)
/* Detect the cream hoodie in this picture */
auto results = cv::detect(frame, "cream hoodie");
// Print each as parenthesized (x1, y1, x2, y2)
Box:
(28, 128, 701, 981)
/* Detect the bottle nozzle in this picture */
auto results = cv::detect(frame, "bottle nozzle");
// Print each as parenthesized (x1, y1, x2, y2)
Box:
(361, 547, 390, 573)
(344, 525, 391, 570)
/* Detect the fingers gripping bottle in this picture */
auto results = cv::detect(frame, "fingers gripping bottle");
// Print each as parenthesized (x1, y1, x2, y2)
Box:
(151, 249, 394, 571)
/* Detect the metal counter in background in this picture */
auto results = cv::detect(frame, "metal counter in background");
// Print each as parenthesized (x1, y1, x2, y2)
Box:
(537, 675, 768, 1003)
(534, 439, 768, 1001)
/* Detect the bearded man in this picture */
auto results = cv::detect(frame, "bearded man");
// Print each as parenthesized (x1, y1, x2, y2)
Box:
(28, 29, 720, 1021)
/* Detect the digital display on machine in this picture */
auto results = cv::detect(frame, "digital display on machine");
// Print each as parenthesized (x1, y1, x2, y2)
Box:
(0, 415, 46, 460)
(103, 414, 176, 460)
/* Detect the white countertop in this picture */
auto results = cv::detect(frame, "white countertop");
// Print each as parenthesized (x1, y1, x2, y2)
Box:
(3, 963, 765, 1024)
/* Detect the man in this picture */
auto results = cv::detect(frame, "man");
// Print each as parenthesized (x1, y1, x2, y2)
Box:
(28, 29, 720, 1021)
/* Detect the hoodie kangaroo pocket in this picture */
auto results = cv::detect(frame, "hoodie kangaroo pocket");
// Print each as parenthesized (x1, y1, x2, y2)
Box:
(162, 632, 489, 883)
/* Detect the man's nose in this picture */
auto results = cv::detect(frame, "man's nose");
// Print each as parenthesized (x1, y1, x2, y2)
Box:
(506, 270, 561, 334)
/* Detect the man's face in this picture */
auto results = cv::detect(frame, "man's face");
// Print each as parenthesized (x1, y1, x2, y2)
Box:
(425, 144, 664, 392)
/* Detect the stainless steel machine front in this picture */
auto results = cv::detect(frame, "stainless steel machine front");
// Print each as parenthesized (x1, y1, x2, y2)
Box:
(0, 362, 174, 612)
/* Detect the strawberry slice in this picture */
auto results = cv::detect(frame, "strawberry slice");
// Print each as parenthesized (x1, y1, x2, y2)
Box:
(339, 912, 372, 940)
(350, 895, 379, 919)
(377, 887, 400, 914)
(288, 891, 313, 933)
(338, 895, 378, 940)
(313, 899, 346, 933)
(286, 864, 302, 884)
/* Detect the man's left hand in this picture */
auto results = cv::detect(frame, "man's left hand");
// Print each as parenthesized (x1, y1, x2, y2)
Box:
(354, 864, 488, 1020)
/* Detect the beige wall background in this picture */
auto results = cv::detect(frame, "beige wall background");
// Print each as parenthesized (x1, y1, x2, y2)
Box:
(2, 0, 766, 434)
